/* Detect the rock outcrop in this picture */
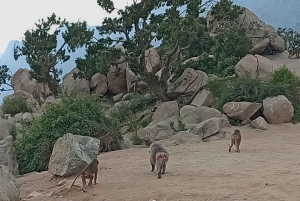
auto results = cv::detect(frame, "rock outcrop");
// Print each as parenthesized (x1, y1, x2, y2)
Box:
(223, 102, 262, 121)
(90, 73, 108, 95)
(0, 165, 20, 201)
(62, 68, 90, 96)
(0, 136, 19, 175)
(263, 95, 294, 124)
(48, 133, 100, 177)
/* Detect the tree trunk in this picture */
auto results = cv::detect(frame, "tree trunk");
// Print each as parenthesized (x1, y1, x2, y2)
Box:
(144, 79, 171, 102)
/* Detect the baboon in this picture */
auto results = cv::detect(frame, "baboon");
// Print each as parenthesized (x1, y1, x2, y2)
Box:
(68, 158, 99, 192)
(288, 48, 300, 58)
(98, 134, 113, 154)
(229, 129, 242, 153)
(149, 143, 169, 179)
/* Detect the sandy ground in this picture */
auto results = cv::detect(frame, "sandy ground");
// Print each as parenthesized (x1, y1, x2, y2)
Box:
(17, 123, 300, 201)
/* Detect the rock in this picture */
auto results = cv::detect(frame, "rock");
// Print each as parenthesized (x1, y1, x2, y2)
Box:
(15, 123, 23, 140)
(125, 67, 140, 92)
(122, 93, 136, 101)
(202, 131, 227, 142)
(192, 117, 230, 140)
(0, 165, 20, 201)
(121, 137, 134, 149)
(263, 95, 294, 124)
(62, 67, 90, 97)
(0, 119, 10, 140)
(14, 113, 23, 123)
(4, 114, 11, 119)
(0, 106, 3, 118)
(137, 117, 177, 143)
(251, 117, 268, 130)
(107, 64, 127, 94)
(48, 133, 100, 177)
(113, 93, 124, 102)
(28, 191, 43, 199)
(207, 7, 285, 55)
(0, 136, 19, 175)
(235, 54, 273, 81)
(180, 105, 222, 125)
(22, 112, 33, 123)
(3, 90, 41, 112)
(90, 73, 107, 95)
(11, 68, 51, 102)
(223, 102, 262, 121)
(191, 89, 214, 107)
(168, 131, 201, 144)
(145, 48, 161, 73)
(32, 113, 42, 120)
(167, 68, 208, 98)
(249, 38, 270, 55)
(152, 101, 179, 121)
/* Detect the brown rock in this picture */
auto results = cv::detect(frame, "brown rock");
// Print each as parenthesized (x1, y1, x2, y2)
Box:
(0, 136, 19, 175)
(223, 102, 262, 121)
(144, 48, 161, 73)
(62, 68, 90, 96)
(263, 95, 294, 124)
(152, 101, 179, 121)
(107, 64, 127, 94)
(3, 90, 40, 112)
(0, 165, 20, 201)
(251, 117, 268, 130)
(191, 89, 214, 107)
(90, 73, 107, 95)
(167, 68, 208, 98)
(235, 54, 273, 81)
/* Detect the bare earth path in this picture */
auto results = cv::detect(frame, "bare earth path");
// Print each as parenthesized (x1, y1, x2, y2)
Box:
(18, 123, 300, 201)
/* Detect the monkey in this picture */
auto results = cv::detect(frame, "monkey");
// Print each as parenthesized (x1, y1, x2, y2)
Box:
(288, 48, 300, 59)
(98, 134, 113, 154)
(68, 158, 99, 192)
(229, 129, 242, 153)
(149, 143, 169, 179)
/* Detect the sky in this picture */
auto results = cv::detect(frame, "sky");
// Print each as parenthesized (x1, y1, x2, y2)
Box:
(0, 0, 139, 53)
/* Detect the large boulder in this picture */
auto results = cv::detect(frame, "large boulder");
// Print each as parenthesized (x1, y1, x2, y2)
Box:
(0, 165, 20, 201)
(90, 73, 107, 95)
(192, 117, 230, 140)
(207, 7, 285, 55)
(107, 64, 127, 94)
(152, 101, 179, 121)
(235, 54, 273, 81)
(0, 119, 10, 140)
(144, 48, 161, 73)
(48, 133, 100, 177)
(137, 117, 177, 143)
(3, 90, 41, 112)
(223, 102, 262, 121)
(167, 68, 208, 98)
(62, 67, 90, 96)
(191, 89, 214, 108)
(180, 105, 222, 125)
(263, 95, 294, 124)
(0, 136, 19, 175)
(11, 68, 51, 102)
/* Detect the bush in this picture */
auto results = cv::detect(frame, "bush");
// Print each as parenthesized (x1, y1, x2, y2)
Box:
(14, 94, 122, 174)
(2, 96, 31, 116)
(206, 67, 300, 122)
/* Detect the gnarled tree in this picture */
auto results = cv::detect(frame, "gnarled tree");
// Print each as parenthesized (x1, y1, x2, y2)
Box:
(13, 13, 94, 97)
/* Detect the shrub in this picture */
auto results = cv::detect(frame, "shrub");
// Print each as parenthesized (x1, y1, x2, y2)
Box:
(206, 67, 300, 122)
(2, 96, 31, 116)
(14, 94, 122, 174)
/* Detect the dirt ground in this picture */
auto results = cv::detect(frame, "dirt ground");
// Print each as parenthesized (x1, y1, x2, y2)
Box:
(17, 123, 300, 201)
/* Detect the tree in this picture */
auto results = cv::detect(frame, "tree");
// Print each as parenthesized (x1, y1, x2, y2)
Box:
(277, 27, 300, 52)
(13, 13, 94, 97)
(74, 0, 218, 102)
(0, 65, 13, 93)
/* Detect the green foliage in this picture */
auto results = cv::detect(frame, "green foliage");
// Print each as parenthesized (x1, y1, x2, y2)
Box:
(0, 65, 13, 93)
(131, 134, 143, 145)
(13, 13, 94, 97)
(2, 96, 32, 116)
(14, 94, 122, 174)
(277, 27, 300, 51)
(206, 67, 300, 122)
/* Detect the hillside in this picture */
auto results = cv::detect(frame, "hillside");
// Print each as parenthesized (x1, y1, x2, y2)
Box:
(17, 123, 300, 201)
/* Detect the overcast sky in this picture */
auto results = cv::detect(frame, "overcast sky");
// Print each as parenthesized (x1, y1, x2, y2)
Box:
(0, 0, 138, 53)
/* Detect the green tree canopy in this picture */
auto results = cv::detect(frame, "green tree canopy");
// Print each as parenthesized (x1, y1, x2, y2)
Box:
(0, 65, 13, 93)
(13, 13, 94, 97)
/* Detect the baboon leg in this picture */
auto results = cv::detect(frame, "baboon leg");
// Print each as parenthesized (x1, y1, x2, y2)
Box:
(107, 143, 111, 151)
(157, 164, 162, 179)
(88, 177, 93, 186)
(151, 164, 155, 172)
(229, 139, 234, 152)
(81, 175, 87, 192)
(234, 138, 240, 153)
(94, 172, 97, 185)
(162, 163, 166, 174)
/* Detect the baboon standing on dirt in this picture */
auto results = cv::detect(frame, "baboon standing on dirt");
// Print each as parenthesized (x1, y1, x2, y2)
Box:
(149, 143, 169, 179)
